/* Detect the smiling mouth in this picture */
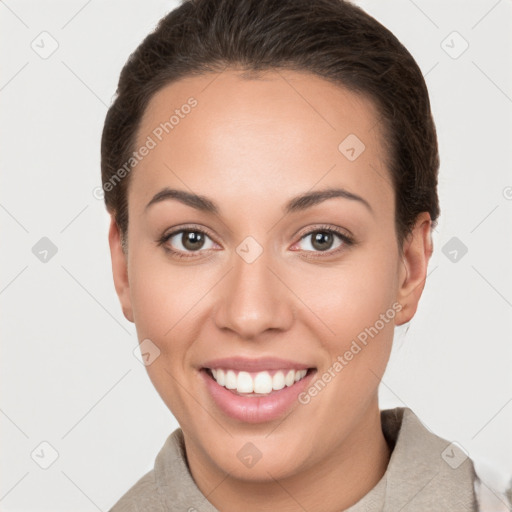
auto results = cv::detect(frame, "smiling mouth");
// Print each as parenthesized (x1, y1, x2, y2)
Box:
(203, 367, 316, 396)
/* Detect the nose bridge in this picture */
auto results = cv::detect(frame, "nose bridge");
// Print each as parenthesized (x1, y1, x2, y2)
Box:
(213, 239, 293, 339)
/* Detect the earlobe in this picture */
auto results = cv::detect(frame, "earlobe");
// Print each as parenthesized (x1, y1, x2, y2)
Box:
(395, 212, 433, 326)
(108, 216, 134, 323)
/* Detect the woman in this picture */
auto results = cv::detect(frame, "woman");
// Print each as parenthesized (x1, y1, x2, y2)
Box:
(100, 0, 502, 510)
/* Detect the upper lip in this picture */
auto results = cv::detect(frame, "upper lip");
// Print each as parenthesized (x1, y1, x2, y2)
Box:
(202, 357, 314, 372)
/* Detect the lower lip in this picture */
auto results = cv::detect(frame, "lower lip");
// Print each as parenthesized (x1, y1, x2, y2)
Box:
(201, 369, 316, 424)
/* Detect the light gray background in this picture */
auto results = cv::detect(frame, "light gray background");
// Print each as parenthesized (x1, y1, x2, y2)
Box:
(1, 0, 511, 510)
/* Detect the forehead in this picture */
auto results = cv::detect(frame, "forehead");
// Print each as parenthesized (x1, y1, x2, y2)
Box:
(130, 69, 393, 217)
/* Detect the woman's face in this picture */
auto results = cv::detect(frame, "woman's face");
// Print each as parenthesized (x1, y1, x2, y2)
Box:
(110, 69, 430, 482)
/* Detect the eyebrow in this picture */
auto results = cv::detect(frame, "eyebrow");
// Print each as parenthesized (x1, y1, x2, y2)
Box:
(144, 187, 373, 215)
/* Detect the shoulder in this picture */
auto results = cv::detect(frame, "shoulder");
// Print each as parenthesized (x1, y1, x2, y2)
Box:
(393, 408, 512, 512)
(108, 469, 166, 512)
(381, 407, 479, 511)
(107, 429, 186, 512)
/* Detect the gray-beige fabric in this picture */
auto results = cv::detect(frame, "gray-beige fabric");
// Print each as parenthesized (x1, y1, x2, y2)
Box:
(109, 407, 481, 511)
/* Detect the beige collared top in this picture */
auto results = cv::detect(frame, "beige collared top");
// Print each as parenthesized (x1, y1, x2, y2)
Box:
(109, 407, 480, 511)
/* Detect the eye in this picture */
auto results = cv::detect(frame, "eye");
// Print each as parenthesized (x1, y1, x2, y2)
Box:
(157, 224, 355, 260)
(291, 225, 354, 256)
(157, 226, 219, 258)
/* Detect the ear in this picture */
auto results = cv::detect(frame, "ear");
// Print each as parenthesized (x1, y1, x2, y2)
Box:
(108, 215, 134, 323)
(395, 212, 433, 326)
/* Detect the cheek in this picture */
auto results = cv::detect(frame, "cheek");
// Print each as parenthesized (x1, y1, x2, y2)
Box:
(127, 251, 205, 418)
(293, 242, 400, 339)
(129, 265, 175, 341)
(128, 234, 196, 331)
(297, 253, 399, 418)
(127, 243, 221, 369)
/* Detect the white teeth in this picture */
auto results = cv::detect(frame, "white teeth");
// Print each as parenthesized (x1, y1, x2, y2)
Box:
(209, 368, 308, 394)
(237, 371, 254, 393)
(225, 370, 237, 389)
(272, 371, 285, 390)
(254, 371, 273, 394)
(285, 369, 295, 387)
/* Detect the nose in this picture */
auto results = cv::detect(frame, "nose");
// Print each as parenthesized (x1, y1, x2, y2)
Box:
(213, 246, 295, 340)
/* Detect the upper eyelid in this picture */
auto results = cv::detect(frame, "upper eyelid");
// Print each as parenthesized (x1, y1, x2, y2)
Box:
(295, 224, 353, 241)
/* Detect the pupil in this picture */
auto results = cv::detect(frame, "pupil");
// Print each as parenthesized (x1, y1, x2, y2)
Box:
(312, 231, 333, 251)
(183, 231, 204, 250)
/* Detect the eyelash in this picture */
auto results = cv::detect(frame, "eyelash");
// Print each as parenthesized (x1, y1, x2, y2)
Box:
(156, 224, 355, 260)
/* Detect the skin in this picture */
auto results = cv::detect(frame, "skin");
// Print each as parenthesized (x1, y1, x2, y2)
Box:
(108, 69, 433, 512)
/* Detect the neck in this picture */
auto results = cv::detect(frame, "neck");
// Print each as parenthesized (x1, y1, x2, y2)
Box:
(185, 401, 391, 512)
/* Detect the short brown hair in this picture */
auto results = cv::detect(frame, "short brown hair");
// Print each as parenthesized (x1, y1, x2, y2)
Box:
(101, 0, 440, 250)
